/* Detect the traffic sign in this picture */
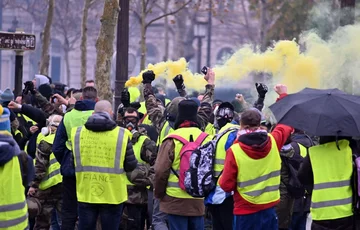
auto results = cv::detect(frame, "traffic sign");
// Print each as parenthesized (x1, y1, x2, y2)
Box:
(0, 32, 36, 51)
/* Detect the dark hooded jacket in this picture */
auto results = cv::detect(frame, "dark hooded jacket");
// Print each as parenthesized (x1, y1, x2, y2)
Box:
(0, 133, 34, 187)
(84, 112, 137, 173)
(52, 100, 96, 177)
(291, 133, 314, 214)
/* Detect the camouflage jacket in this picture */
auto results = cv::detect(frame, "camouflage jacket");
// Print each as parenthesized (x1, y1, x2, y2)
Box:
(32, 92, 63, 117)
(143, 83, 214, 134)
(126, 127, 156, 204)
(30, 140, 53, 189)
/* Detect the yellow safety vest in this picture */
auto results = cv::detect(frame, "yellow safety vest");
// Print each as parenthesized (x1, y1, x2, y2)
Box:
(205, 123, 216, 135)
(214, 123, 240, 178)
(0, 157, 28, 230)
(140, 114, 152, 126)
(156, 121, 173, 146)
(64, 109, 94, 150)
(309, 140, 353, 221)
(165, 127, 212, 199)
(71, 126, 130, 204)
(165, 99, 171, 106)
(139, 102, 147, 115)
(232, 134, 281, 204)
(14, 130, 22, 138)
(298, 143, 308, 158)
(126, 135, 148, 186)
(17, 113, 35, 125)
(25, 132, 45, 155)
(38, 134, 62, 190)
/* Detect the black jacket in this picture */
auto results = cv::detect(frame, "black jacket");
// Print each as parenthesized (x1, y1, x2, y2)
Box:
(84, 112, 137, 173)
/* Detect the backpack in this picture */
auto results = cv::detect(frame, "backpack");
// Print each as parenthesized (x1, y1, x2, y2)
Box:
(167, 132, 209, 191)
(184, 127, 239, 198)
(281, 147, 306, 199)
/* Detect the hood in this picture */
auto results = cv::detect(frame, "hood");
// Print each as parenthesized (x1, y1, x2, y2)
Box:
(34, 74, 50, 89)
(291, 133, 314, 148)
(74, 100, 96, 111)
(0, 134, 21, 166)
(237, 131, 271, 159)
(166, 97, 185, 118)
(85, 112, 117, 132)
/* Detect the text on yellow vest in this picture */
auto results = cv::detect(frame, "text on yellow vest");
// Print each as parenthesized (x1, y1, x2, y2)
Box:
(71, 126, 130, 204)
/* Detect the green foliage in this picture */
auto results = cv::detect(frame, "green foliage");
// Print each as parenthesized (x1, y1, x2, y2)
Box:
(249, 0, 314, 45)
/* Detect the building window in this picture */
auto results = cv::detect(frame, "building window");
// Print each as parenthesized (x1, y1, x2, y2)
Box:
(50, 39, 62, 83)
(216, 47, 234, 65)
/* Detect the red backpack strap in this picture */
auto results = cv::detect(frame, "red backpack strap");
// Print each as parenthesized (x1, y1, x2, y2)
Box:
(195, 132, 208, 144)
(166, 134, 189, 145)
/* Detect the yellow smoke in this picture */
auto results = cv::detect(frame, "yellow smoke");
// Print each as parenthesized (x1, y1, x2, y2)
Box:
(125, 58, 206, 90)
(126, 24, 360, 94)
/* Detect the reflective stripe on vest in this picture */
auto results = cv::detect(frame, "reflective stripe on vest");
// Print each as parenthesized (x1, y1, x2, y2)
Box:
(214, 124, 239, 178)
(72, 126, 129, 204)
(156, 121, 173, 146)
(309, 140, 353, 221)
(64, 109, 94, 150)
(38, 134, 62, 190)
(165, 127, 210, 199)
(232, 134, 281, 204)
(0, 157, 28, 229)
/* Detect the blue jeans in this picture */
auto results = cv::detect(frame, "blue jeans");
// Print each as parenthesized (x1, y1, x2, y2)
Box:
(233, 207, 278, 230)
(152, 198, 168, 230)
(78, 202, 124, 230)
(51, 209, 61, 230)
(289, 212, 308, 230)
(167, 214, 204, 230)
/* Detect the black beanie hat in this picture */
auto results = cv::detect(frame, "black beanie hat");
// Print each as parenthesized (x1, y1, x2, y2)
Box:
(174, 100, 199, 129)
(38, 84, 53, 101)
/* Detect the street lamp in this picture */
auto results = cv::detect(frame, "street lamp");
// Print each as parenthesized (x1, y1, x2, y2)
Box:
(194, 21, 207, 73)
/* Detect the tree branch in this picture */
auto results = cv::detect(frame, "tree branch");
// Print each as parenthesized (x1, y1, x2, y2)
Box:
(145, 0, 192, 28)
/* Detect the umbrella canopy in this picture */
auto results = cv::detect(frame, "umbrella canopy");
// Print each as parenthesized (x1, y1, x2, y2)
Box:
(269, 88, 360, 136)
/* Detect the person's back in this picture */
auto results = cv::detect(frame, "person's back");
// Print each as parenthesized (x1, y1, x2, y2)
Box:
(71, 100, 137, 230)
(52, 86, 98, 230)
(0, 106, 32, 230)
(308, 138, 353, 229)
(206, 102, 239, 230)
(219, 109, 293, 230)
(154, 100, 212, 230)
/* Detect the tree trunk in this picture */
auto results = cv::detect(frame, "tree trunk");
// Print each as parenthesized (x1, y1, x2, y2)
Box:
(140, 0, 147, 71)
(95, 0, 119, 101)
(81, 0, 91, 88)
(39, 0, 55, 76)
(259, 0, 268, 52)
(240, 0, 255, 46)
(163, 0, 169, 61)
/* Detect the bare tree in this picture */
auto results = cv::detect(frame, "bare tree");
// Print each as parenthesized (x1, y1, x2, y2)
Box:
(80, 0, 97, 88)
(94, 0, 119, 101)
(132, 0, 192, 70)
(53, 0, 82, 85)
(39, 0, 55, 75)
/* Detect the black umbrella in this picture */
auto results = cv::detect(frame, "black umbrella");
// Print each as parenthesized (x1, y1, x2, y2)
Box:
(269, 88, 360, 136)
